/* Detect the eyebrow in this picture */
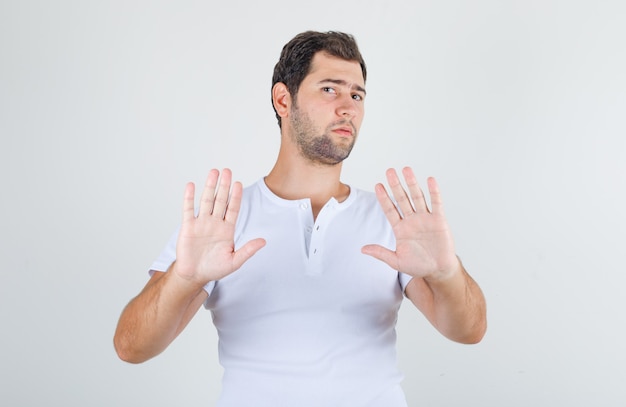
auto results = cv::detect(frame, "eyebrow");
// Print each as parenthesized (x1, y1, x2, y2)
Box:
(318, 79, 367, 95)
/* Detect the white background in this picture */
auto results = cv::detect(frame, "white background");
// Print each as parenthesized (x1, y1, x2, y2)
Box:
(1, 0, 625, 406)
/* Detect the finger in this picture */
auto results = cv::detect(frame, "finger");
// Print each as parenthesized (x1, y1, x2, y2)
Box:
(232, 238, 267, 270)
(224, 181, 243, 225)
(198, 169, 220, 217)
(182, 182, 196, 222)
(374, 183, 402, 227)
(386, 168, 414, 217)
(402, 166, 429, 213)
(212, 168, 232, 218)
(361, 244, 399, 271)
(427, 176, 445, 215)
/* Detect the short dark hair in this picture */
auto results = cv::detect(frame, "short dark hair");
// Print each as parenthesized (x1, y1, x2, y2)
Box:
(271, 31, 367, 127)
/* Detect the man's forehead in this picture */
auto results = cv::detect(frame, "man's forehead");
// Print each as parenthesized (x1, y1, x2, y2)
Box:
(306, 52, 365, 87)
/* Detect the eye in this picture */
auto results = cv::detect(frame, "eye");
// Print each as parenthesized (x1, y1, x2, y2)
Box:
(322, 86, 336, 94)
(352, 94, 364, 101)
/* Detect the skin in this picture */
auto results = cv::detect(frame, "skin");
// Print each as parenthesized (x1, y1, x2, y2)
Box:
(363, 168, 487, 343)
(113, 52, 486, 364)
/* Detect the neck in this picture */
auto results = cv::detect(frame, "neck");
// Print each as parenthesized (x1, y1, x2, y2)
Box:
(265, 145, 350, 219)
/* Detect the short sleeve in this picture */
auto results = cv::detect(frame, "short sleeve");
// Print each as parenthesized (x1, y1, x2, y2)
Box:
(398, 272, 413, 295)
(149, 227, 179, 273)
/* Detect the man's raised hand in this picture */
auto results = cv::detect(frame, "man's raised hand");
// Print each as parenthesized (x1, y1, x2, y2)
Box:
(173, 169, 266, 286)
(362, 167, 461, 281)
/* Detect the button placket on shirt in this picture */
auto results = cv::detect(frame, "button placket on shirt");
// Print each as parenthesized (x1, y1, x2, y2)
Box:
(298, 200, 314, 257)
(306, 200, 337, 275)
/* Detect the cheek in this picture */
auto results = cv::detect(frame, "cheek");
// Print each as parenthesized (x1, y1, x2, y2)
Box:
(309, 106, 334, 125)
(354, 109, 365, 128)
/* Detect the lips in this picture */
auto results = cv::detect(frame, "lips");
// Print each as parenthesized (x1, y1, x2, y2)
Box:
(332, 126, 354, 137)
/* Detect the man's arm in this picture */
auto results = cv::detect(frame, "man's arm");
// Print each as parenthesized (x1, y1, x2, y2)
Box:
(362, 167, 486, 343)
(404, 260, 486, 344)
(113, 169, 266, 363)
(114, 268, 208, 363)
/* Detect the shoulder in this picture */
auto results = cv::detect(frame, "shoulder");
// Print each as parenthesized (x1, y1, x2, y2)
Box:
(347, 187, 385, 217)
(239, 179, 265, 206)
(338, 187, 391, 236)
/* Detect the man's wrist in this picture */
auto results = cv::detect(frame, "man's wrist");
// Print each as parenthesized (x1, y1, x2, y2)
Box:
(168, 262, 210, 293)
(423, 256, 464, 285)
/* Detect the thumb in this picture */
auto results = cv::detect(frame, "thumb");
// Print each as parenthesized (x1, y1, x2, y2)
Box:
(232, 238, 266, 270)
(361, 244, 398, 270)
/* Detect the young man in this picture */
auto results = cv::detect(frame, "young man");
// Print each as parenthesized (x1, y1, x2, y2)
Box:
(114, 31, 486, 406)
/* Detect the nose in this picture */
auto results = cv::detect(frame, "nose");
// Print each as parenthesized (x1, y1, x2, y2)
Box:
(336, 94, 358, 118)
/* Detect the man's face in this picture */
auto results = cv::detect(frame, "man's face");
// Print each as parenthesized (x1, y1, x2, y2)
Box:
(287, 52, 366, 166)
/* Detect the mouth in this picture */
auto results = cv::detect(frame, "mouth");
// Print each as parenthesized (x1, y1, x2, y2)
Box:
(332, 126, 354, 137)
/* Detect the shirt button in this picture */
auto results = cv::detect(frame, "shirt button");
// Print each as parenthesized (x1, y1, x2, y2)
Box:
(300, 203, 308, 210)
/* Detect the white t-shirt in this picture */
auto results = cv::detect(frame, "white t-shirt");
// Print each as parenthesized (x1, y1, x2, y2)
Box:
(150, 179, 413, 406)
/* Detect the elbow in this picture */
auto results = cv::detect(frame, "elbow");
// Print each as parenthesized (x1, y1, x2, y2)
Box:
(115, 345, 148, 364)
(459, 323, 487, 344)
(454, 316, 487, 345)
(457, 295, 488, 344)
(113, 333, 150, 364)
(439, 310, 487, 345)
(115, 347, 142, 365)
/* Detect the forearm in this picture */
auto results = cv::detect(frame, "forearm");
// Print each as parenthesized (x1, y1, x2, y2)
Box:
(113, 266, 207, 363)
(409, 260, 487, 344)
(426, 262, 487, 343)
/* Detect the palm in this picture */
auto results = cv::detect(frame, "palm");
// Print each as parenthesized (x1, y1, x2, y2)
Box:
(174, 169, 265, 284)
(363, 167, 459, 280)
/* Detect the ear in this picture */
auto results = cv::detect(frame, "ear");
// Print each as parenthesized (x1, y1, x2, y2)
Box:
(272, 82, 291, 121)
